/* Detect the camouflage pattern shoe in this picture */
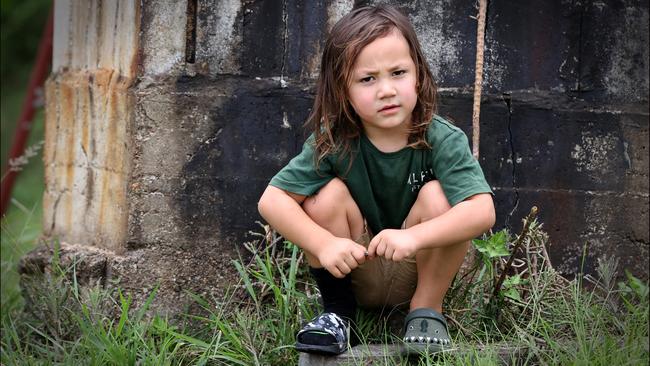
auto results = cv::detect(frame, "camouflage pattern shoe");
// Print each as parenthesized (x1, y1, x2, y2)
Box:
(296, 312, 350, 355)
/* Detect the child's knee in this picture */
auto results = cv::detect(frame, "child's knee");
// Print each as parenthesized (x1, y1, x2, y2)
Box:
(416, 180, 451, 217)
(303, 178, 350, 218)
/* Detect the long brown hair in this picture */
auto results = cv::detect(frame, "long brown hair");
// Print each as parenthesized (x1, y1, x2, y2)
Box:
(307, 5, 438, 169)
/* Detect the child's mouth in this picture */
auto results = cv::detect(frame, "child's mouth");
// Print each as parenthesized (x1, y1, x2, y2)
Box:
(379, 104, 400, 113)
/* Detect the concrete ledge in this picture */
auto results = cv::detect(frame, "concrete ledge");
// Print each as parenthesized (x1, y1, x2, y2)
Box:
(298, 343, 528, 365)
(298, 344, 406, 366)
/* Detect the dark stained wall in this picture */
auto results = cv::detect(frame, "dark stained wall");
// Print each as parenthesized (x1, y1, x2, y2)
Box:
(131, 0, 648, 284)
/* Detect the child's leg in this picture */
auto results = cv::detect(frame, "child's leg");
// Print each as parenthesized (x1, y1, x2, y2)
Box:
(404, 180, 470, 313)
(302, 177, 365, 318)
(302, 177, 365, 266)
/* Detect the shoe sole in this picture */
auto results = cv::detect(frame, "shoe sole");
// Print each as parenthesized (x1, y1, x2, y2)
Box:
(295, 342, 346, 355)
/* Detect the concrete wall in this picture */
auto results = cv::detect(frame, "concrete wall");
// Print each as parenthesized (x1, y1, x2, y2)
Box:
(38, 0, 648, 314)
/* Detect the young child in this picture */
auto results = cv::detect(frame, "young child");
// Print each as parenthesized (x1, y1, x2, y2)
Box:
(258, 5, 495, 355)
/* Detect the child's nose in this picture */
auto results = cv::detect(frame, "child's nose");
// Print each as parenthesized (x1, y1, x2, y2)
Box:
(377, 79, 397, 98)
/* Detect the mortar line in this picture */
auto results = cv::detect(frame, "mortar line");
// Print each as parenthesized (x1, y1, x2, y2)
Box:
(576, 2, 583, 92)
(493, 186, 649, 198)
(503, 93, 519, 229)
(280, 0, 288, 86)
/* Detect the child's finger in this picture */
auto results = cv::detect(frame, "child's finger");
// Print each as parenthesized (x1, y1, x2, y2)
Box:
(375, 237, 386, 257)
(385, 246, 395, 261)
(343, 253, 359, 270)
(367, 235, 379, 256)
(351, 244, 367, 263)
(337, 261, 352, 276)
(393, 251, 404, 262)
(326, 265, 345, 279)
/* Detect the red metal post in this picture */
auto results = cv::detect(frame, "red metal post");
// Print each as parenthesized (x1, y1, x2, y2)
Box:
(0, 7, 53, 216)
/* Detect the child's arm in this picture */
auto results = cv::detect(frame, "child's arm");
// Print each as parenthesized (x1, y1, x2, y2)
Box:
(258, 185, 367, 278)
(367, 193, 495, 261)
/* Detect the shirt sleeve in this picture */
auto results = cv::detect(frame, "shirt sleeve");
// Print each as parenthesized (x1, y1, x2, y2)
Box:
(268, 134, 336, 196)
(432, 129, 493, 206)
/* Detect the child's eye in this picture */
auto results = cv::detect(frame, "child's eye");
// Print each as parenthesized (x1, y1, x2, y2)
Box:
(360, 76, 374, 83)
(393, 70, 406, 77)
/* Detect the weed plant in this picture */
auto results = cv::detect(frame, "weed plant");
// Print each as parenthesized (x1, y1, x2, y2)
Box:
(1, 213, 648, 365)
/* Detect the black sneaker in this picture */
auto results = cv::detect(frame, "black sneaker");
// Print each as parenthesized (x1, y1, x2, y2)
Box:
(295, 312, 350, 355)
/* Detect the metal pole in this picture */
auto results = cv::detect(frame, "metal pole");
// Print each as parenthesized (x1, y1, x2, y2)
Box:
(0, 6, 53, 216)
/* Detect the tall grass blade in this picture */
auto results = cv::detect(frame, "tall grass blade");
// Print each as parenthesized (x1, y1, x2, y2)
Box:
(135, 283, 159, 323)
(115, 290, 131, 338)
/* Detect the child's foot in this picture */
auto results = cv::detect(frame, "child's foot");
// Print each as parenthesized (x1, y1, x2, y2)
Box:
(295, 312, 350, 355)
(402, 308, 452, 354)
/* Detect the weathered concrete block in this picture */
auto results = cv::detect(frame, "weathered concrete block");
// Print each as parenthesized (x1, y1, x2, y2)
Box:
(439, 91, 649, 277)
(195, 0, 243, 75)
(129, 77, 310, 248)
(508, 189, 650, 277)
(19, 243, 111, 287)
(140, 0, 187, 76)
(397, 0, 478, 87)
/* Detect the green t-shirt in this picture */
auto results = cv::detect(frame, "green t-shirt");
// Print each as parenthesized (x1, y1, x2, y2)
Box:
(269, 115, 492, 235)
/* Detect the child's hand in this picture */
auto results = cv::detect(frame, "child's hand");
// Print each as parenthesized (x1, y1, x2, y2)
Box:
(317, 238, 368, 278)
(367, 229, 418, 262)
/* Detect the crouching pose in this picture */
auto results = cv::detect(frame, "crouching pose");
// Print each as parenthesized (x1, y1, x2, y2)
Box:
(258, 4, 495, 356)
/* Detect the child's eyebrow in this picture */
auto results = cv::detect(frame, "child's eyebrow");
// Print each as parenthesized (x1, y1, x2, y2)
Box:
(388, 63, 410, 71)
(354, 62, 412, 75)
(355, 68, 379, 75)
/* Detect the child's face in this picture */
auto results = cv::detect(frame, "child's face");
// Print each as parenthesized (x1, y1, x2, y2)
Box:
(347, 29, 417, 138)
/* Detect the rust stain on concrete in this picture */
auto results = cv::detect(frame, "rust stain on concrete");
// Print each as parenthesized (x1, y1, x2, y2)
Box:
(44, 69, 134, 253)
(62, 78, 76, 231)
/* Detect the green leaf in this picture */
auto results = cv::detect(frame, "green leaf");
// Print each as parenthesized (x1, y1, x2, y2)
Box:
(624, 270, 649, 298)
(503, 287, 521, 301)
(503, 274, 523, 287)
(283, 240, 297, 250)
(115, 290, 131, 337)
(472, 230, 510, 258)
(233, 260, 258, 305)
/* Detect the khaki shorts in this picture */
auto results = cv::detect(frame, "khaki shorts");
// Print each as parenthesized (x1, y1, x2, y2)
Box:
(350, 224, 418, 309)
